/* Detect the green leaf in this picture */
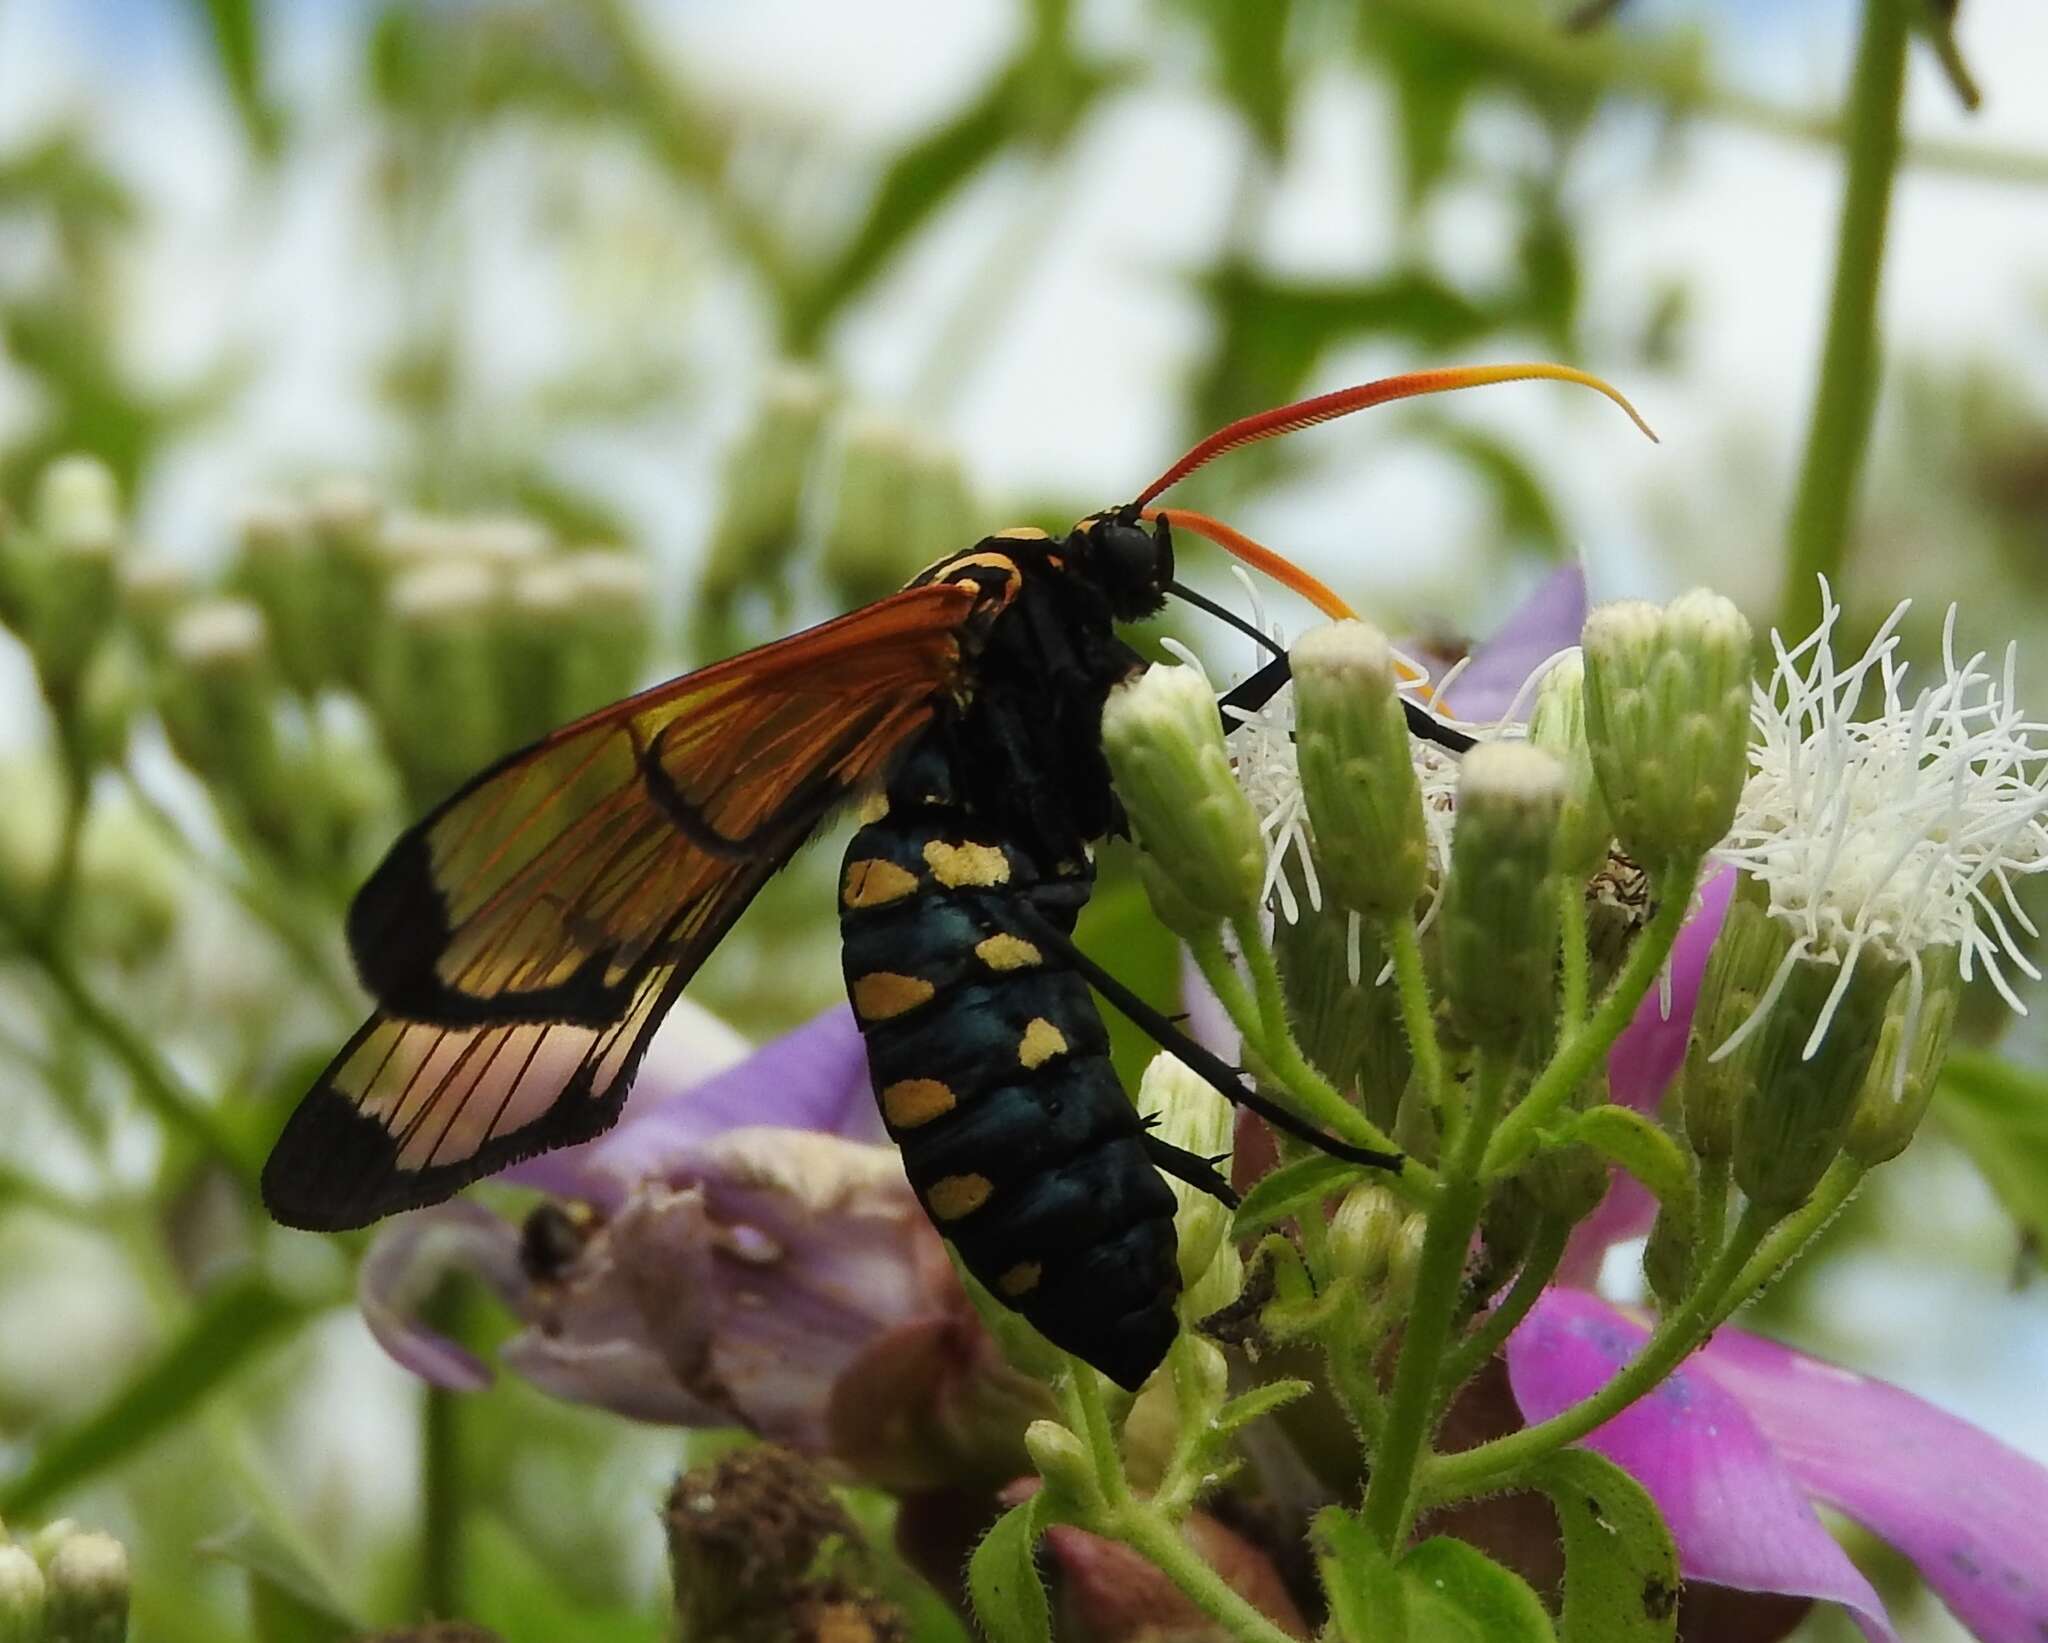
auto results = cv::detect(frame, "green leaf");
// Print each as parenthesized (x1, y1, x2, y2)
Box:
(185, 0, 283, 156)
(1212, 1378, 1311, 1440)
(967, 1496, 1052, 1643)
(1398, 1537, 1556, 1642)
(1528, 1449, 1679, 1643)
(1563, 1106, 1694, 1206)
(0, 1274, 305, 1515)
(1173, 0, 1294, 152)
(1075, 867, 1181, 1095)
(198, 1518, 363, 1643)
(1312, 1507, 1400, 1642)
(1938, 1050, 2048, 1251)
(1232, 1154, 1369, 1238)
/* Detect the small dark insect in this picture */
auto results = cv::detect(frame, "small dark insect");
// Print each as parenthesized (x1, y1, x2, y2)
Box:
(262, 363, 1649, 1389)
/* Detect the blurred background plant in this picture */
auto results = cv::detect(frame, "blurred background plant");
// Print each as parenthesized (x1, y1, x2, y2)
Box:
(0, 1, 2046, 1639)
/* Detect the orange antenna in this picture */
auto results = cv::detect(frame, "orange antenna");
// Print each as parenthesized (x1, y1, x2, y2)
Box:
(1147, 507, 1356, 620)
(1133, 362, 1656, 508)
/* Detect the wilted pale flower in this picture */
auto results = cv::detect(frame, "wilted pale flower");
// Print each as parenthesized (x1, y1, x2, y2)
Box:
(1709, 581, 2048, 1070)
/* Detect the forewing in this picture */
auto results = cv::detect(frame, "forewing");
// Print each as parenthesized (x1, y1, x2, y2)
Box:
(262, 584, 972, 1229)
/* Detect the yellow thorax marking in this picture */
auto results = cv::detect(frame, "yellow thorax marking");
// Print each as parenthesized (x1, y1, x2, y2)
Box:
(997, 1261, 1043, 1297)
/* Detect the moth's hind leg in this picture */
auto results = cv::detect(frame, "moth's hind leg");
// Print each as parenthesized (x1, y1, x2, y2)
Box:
(1141, 1133, 1239, 1208)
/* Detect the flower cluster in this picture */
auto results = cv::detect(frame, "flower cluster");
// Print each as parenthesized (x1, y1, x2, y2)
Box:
(362, 568, 2048, 1643)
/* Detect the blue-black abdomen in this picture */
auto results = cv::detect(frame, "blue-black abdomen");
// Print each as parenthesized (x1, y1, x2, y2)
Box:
(838, 779, 1179, 1390)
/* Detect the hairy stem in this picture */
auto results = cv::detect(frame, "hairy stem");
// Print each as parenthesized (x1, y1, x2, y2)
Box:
(1434, 1213, 1573, 1411)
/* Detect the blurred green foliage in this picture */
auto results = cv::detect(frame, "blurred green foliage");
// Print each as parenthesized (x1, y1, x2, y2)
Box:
(0, 2, 2044, 1641)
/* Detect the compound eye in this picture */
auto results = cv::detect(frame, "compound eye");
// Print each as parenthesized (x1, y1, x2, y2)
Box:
(1092, 519, 1168, 604)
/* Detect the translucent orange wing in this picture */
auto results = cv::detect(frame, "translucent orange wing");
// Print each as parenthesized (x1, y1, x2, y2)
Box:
(262, 582, 975, 1229)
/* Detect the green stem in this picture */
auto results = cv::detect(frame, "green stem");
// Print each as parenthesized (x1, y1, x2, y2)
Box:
(1434, 1214, 1573, 1410)
(1421, 1200, 1777, 1505)
(1558, 880, 1590, 1038)
(1064, 1365, 1297, 1643)
(1693, 1151, 1731, 1291)
(1360, 1052, 1512, 1549)
(1733, 1157, 1866, 1299)
(1483, 872, 1693, 1179)
(1374, 0, 2046, 185)
(1196, 922, 1420, 1189)
(1385, 917, 1445, 1116)
(0, 894, 258, 1185)
(1777, 0, 1910, 639)
(420, 1385, 463, 1617)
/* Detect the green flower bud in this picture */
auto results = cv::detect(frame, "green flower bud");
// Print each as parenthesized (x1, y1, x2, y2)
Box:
(1290, 620, 1429, 920)
(1102, 665, 1264, 923)
(73, 635, 147, 772)
(1527, 653, 1615, 881)
(160, 599, 283, 799)
(373, 560, 505, 807)
(502, 552, 653, 741)
(14, 456, 123, 695)
(1582, 591, 1753, 869)
(1271, 857, 1408, 1133)
(305, 477, 386, 692)
(703, 367, 831, 603)
(1024, 1419, 1099, 1509)
(1440, 743, 1565, 1051)
(1519, 1137, 1608, 1224)
(823, 417, 978, 608)
(231, 500, 331, 695)
(1642, 1180, 1698, 1310)
(1732, 947, 1906, 1211)
(1328, 1183, 1404, 1289)
(41, 1528, 129, 1643)
(118, 555, 193, 658)
(1846, 946, 1962, 1167)
(1678, 874, 1792, 1161)
(1138, 1054, 1237, 1307)
(0, 1545, 46, 1643)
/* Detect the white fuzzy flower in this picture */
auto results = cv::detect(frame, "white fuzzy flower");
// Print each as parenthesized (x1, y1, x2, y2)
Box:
(1712, 578, 2048, 1063)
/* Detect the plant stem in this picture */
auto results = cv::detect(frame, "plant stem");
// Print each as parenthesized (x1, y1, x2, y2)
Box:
(420, 1384, 463, 1618)
(1434, 1214, 1573, 1410)
(1191, 925, 1423, 1191)
(1732, 1157, 1866, 1299)
(1483, 872, 1693, 1178)
(1385, 916, 1445, 1115)
(1064, 1365, 1298, 1643)
(1693, 1151, 1732, 1291)
(1360, 1052, 1512, 1550)
(1558, 880, 1590, 1038)
(1777, 0, 1911, 640)
(1420, 1199, 1777, 1505)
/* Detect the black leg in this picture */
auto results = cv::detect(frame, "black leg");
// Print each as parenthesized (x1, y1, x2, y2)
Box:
(1142, 1134, 1241, 1208)
(1210, 652, 1474, 754)
(1004, 901, 1402, 1173)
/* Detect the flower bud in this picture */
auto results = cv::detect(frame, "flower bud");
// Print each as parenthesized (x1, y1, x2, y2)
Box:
(231, 500, 333, 695)
(1732, 947, 1906, 1211)
(1137, 1054, 1237, 1305)
(1519, 1137, 1608, 1224)
(1642, 1184, 1698, 1310)
(823, 418, 977, 608)
(1678, 874, 1791, 1161)
(41, 1527, 129, 1643)
(0, 1545, 45, 1643)
(13, 456, 123, 695)
(304, 477, 386, 691)
(503, 552, 653, 741)
(1527, 653, 1615, 881)
(1024, 1419, 1100, 1509)
(1290, 621, 1429, 920)
(1271, 860, 1407, 1132)
(1440, 743, 1565, 1050)
(118, 555, 193, 658)
(1329, 1183, 1405, 1308)
(1102, 665, 1264, 923)
(703, 368, 831, 603)
(373, 560, 505, 807)
(160, 599, 283, 798)
(1582, 591, 1752, 869)
(1846, 947, 1962, 1167)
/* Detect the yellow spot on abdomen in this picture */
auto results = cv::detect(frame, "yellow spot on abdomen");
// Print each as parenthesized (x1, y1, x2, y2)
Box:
(997, 1261, 1043, 1297)
(924, 839, 1010, 888)
(852, 972, 935, 1021)
(881, 1078, 955, 1129)
(842, 858, 919, 909)
(927, 1174, 992, 1221)
(974, 934, 1041, 971)
(1018, 1017, 1068, 1069)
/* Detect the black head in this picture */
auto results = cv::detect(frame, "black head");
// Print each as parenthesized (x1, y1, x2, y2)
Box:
(1068, 508, 1174, 622)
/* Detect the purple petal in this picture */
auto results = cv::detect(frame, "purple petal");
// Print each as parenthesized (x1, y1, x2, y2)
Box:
(1697, 1327, 2048, 1643)
(1506, 1290, 1898, 1643)
(359, 1202, 532, 1391)
(1181, 947, 1239, 1066)
(1608, 867, 1735, 1113)
(1442, 563, 1588, 722)
(507, 1006, 885, 1209)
